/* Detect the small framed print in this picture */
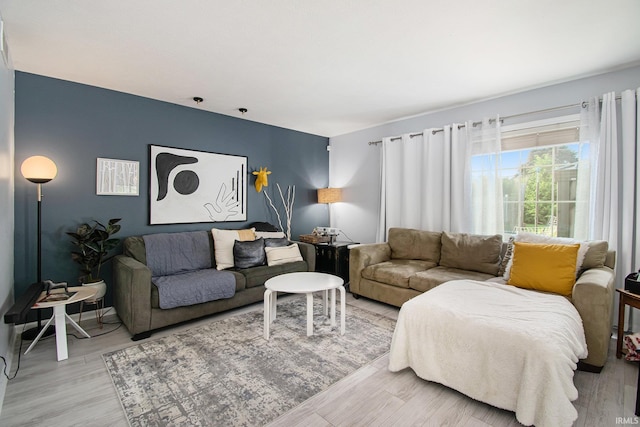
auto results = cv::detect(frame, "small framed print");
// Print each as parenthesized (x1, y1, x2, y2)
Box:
(96, 158, 140, 196)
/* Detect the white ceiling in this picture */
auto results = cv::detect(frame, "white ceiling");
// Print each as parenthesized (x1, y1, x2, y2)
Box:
(1, 1, 639, 137)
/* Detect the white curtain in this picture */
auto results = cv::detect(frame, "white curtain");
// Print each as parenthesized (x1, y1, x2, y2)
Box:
(583, 89, 640, 303)
(376, 125, 467, 242)
(619, 89, 640, 283)
(468, 116, 503, 235)
(574, 99, 600, 240)
(590, 92, 619, 247)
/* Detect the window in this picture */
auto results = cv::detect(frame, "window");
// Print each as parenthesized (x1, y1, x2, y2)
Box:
(471, 115, 590, 239)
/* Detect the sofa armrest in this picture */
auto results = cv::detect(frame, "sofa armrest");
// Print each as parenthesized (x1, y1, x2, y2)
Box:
(572, 266, 615, 368)
(349, 243, 391, 294)
(113, 254, 153, 336)
(294, 241, 316, 272)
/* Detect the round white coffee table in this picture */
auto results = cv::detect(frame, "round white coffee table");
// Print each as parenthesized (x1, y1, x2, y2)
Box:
(264, 272, 345, 339)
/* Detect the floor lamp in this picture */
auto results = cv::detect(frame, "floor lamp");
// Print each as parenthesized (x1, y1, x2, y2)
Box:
(20, 155, 57, 340)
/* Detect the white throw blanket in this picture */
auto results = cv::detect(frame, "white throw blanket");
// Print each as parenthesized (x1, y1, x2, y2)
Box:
(388, 279, 587, 427)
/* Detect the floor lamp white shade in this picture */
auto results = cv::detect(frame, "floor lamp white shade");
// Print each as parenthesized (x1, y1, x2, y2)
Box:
(21, 155, 57, 184)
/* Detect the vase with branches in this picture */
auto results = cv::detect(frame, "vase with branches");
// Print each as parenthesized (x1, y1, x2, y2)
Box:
(263, 184, 295, 239)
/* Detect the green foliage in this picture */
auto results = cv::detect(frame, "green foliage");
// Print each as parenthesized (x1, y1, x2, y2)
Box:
(519, 147, 577, 226)
(67, 218, 122, 284)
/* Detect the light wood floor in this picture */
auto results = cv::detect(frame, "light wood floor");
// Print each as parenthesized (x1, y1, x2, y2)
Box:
(0, 293, 637, 427)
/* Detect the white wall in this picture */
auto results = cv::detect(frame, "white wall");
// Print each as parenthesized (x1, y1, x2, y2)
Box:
(0, 36, 14, 411)
(329, 65, 640, 245)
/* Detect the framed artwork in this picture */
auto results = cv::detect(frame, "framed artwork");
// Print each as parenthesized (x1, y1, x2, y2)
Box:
(96, 158, 140, 196)
(149, 145, 247, 224)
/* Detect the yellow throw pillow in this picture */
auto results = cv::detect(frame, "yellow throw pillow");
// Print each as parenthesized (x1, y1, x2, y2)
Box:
(507, 242, 579, 297)
(211, 228, 256, 270)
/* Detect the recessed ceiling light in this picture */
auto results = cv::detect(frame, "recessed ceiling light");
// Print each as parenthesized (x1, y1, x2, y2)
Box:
(193, 97, 203, 104)
(239, 108, 248, 114)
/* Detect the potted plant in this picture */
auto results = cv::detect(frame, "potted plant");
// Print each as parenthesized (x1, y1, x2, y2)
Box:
(67, 218, 122, 299)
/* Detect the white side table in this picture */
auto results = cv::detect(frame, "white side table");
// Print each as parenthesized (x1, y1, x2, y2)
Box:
(264, 272, 345, 339)
(24, 286, 97, 361)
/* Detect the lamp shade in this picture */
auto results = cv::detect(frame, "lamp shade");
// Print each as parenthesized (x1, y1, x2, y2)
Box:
(21, 156, 57, 183)
(317, 187, 342, 204)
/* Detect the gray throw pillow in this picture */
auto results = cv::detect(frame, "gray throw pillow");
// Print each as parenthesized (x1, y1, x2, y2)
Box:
(264, 237, 290, 247)
(233, 238, 266, 269)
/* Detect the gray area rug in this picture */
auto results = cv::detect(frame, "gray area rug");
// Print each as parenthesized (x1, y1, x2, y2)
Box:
(103, 297, 396, 427)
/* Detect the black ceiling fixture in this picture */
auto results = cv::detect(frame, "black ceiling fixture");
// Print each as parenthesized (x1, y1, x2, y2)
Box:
(239, 108, 248, 114)
(193, 97, 203, 104)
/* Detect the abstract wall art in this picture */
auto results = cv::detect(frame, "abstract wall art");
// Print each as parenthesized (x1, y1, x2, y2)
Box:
(149, 145, 247, 224)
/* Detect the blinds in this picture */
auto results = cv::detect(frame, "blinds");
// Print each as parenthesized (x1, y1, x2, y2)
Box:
(501, 120, 580, 152)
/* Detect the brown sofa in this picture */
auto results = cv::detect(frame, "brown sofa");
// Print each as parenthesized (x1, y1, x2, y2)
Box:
(350, 227, 616, 370)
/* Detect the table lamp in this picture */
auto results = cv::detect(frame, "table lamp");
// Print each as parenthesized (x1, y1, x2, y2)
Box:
(317, 187, 342, 243)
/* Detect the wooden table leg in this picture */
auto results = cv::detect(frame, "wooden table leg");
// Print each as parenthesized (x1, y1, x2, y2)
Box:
(618, 293, 626, 358)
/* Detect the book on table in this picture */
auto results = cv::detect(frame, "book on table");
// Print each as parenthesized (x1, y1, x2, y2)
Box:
(36, 291, 77, 304)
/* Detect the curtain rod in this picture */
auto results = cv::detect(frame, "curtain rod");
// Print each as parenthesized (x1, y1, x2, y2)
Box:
(368, 95, 626, 146)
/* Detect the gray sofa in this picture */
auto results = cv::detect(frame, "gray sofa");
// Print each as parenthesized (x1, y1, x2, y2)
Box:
(350, 227, 616, 370)
(113, 230, 315, 340)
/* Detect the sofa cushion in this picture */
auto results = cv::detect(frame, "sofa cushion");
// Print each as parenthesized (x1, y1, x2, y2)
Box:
(502, 232, 589, 280)
(123, 236, 147, 264)
(151, 271, 247, 309)
(388, 228, 442, 263)
(211, 228, 256, 270)
(507, 242, 579, 297)
(582, 240, 609, 270)
(265, 243, 303, 266)
(439, 232, 502, 275)
(248, 221, 280, 232)
(233, 238, 266, 269)
(362, 259, 436, 289)
(264, 237, 291, 247)
(497, 236, 515, 277)
(151, 268, 236, 309)
(256, 231, 287, 239)
(239, 261, 308, 288)
(409, 266, 496, 293)
(143, 231, 212, 277)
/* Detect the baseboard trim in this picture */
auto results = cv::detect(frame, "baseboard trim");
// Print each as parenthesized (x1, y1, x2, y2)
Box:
(14, 305, 117, 334)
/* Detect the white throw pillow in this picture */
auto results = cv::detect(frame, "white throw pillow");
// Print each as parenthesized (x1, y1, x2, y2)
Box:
(211, 228, 256, 270)
(265, 243, 303, 266)
(503, 232, 588, 281)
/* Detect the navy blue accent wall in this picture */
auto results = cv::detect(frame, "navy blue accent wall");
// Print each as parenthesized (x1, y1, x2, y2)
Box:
(14, 72, 329, 312)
